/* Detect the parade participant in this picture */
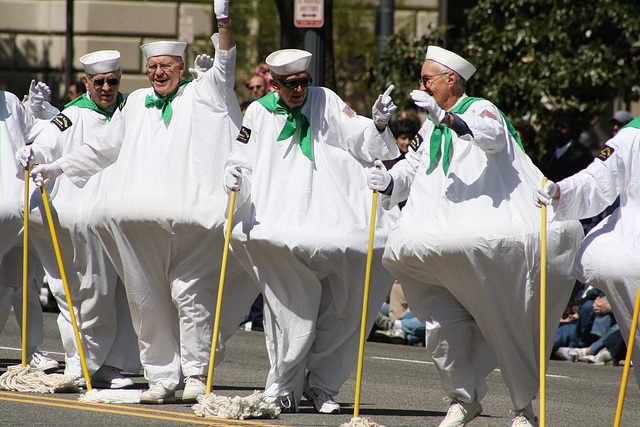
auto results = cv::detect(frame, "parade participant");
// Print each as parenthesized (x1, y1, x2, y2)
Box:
(224, 48, 400, 413)
(367, 46, 583, 427)
(1, 82, 59, 372)
(30, 0, 259, 404)
(536, 117, 640, 388)
(17, 50, 141, 388)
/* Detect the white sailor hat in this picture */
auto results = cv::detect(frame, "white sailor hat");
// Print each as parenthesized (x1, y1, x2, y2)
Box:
(79, 50, 121, 75)
(140, 41, 187, 59)
(266, 49, 312, 76)
(425, 46, 477, 81)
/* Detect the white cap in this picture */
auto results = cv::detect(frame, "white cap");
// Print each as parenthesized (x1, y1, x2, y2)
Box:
(611, 110, 633, 124)
(425, 46, 476, 81)
(140, 41, 187, 59)
(79, 50, 121, 75)
(266, 49, 312, 76)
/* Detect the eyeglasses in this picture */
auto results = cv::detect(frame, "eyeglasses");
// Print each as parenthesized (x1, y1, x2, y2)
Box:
(146, 61, 179, 73)
(418, 72, 448, 87)
(91, 77, 119, 87)
(275, 76, 312, 90)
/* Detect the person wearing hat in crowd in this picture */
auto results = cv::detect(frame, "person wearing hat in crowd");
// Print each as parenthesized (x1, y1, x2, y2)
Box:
(1, 81, 59, 373)
(224, 49, 400, 413)
(367, 46, 583, 426)
(16, 50, 141, 388)
(536, 114, 640, 391)
(611, 110, 633, 136)
(30, 0, 259, 404)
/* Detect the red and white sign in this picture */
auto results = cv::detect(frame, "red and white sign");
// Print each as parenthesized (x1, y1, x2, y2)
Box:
(294, 0, 324, 28)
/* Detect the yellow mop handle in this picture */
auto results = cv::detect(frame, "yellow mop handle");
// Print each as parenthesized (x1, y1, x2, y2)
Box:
(539, 177, 547, 427)
(40, 185, 92, 390)
(613, 277, 640, 427)
(353, 186, 379, 418)
(21, 167, 30, 367)
(206, 189, 236, 394)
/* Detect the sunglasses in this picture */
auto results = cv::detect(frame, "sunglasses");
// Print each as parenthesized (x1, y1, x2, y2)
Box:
(91, 77, 120, 87)
(276, 76, 312, 90)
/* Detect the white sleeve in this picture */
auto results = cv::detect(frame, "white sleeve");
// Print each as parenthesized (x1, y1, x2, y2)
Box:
(455, 101, 507, 154)
(387, 130, 427, 206)
(225, 104, 258, 206)
(555, 134, 628, 220)
(56, 105, 126, 188)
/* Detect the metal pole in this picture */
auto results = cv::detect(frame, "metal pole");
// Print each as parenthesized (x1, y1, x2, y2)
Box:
(65, 0, 74, 89)
(304, 29, 324, 87)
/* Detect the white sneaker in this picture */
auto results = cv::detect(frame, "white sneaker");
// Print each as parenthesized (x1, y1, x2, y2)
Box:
(27, 349, 59, 373)
(182, 375, 207, 402)
(511, 404, 539, 427)
(555, 347, 579, 361)
(374, 327, 407, 345)
(267, 391, 298, 413)
(303, 382, 340, 414)
(140, 383, 177, 404)
(439, 399, 482, 427)
(92, 365, 134, 389)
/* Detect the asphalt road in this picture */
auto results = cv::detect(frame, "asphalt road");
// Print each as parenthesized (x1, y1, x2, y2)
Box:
(1, 311, 639, 426)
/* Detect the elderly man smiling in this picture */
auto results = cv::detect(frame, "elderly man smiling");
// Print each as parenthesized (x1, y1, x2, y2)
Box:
(29, 0, 259, 404)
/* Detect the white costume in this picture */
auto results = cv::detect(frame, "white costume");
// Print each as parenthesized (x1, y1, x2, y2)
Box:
(29, 93, 141, 378)
(227, 87, 399, 401)
(54, 37, 258, 390)
(382, 94, 583, 409)
(0, 91, 54, 351)
(553, 122, 640, 386)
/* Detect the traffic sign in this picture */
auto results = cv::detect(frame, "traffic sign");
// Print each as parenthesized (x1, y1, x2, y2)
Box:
(294, 0, 324, 28)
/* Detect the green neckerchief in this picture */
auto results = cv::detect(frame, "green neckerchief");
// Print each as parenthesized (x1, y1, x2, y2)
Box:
(65, 92, 125, 121)
(427, 96, 524, 174)
(257, 91, 312, 160)
(623, 116, 640, 130)
(144, 79, 192, 122)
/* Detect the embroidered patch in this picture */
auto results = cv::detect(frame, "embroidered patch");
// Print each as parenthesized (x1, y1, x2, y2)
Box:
(342, 105, 355, 118)
(51, 113, 72, 132)
(237, 126, 251, 144)
(118, 98, 127, 111)
(597, 145, 615, 161)
(409, 133, 423, 151)
(480, 109, 498, 120)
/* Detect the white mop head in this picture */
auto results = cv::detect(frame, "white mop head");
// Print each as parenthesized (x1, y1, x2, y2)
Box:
(340, 416, 387, 427)
(0, 365, 79, 393)
(192, 390, 280, 419)
(79, 388, 142, 404)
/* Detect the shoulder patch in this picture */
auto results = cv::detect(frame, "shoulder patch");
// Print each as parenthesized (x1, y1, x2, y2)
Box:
(480, 109, 498, 120)
(51, 113, 72, 132)
(597, 145, 615, 161)
(118, 98, 127, 111)
(237, 126, 251, 144)
(409, 133, 423, 151)
(342, 104, 356, 118)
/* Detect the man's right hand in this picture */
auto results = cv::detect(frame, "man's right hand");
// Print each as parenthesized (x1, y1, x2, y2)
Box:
(30, 162, 63, 187)
(15, 146, 33, 169)
(224, 165, 242, 192)
(367, 159, 391, 191)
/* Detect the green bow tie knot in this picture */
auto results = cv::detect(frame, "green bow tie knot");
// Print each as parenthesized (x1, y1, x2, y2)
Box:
(144, 79, 192, 123)
(257, 92, 312, 160)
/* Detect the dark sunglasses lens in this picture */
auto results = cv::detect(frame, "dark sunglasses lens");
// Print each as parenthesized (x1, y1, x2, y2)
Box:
(284, 77, 312, 89)
(94, 78, 119, 87)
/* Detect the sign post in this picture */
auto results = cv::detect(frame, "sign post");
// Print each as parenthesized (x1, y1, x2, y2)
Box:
(294, 0, 325, 86)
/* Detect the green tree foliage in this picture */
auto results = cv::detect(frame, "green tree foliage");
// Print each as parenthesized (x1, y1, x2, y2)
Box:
(464, 0, 640, 135)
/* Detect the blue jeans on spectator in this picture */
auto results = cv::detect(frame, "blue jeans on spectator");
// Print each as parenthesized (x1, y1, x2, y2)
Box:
(380, 303, 425, 345)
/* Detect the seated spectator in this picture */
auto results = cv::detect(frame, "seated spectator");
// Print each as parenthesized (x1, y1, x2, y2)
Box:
(371, 281, 425, 346)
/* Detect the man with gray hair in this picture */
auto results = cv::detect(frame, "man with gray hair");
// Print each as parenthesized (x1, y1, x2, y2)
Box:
(367, 46, 584, 426)
(29, 0, 259, 404)
(16, 50, 141, 389)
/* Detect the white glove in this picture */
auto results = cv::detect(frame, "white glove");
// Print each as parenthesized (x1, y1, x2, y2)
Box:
(410, 90, 446, 124)
(224, 165, 242, 192)
(30, 162, 62, 187)
(28, 80, 51, 113)
(189, 54, 214, 80)
(367, 159, 391, 191)
(15, 146, 33, 169)
(534, 179, 558, 207)
(372, 85, 397, 127)
(214, 0, 230, 19)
